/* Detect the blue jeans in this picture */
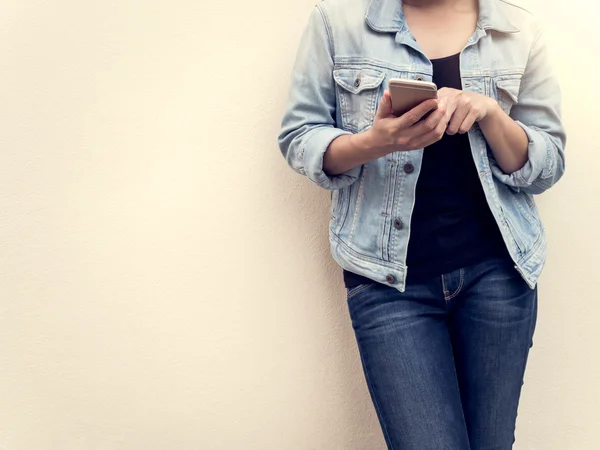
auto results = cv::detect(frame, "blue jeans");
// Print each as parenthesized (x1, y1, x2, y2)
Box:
(345, 257, 538, 450)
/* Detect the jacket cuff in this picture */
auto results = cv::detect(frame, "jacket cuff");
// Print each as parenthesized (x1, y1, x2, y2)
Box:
(303, 127, 362, 190)
(490, 121, 549, 187)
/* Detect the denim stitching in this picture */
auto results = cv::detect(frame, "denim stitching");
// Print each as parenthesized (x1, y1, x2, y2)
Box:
(331, 231, 403, 267)
(316, 4, 335, 57)
(336, 85, 354, 133)
(390, 153, 404, 262)
(441, 274, 448, 298)
(444, 268, 465, 301)
(349, 165, 367, 243)
(379, 159, 393, 261)
(387, 155, 400, 262)
(346, 283, 375, 299)
(336, 185, 350, 235)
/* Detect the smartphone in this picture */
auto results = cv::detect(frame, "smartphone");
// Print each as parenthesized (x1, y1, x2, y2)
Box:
(388, 78, 438, 117)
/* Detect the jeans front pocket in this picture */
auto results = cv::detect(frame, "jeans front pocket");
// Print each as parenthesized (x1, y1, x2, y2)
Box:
(334, 68, 385, 133)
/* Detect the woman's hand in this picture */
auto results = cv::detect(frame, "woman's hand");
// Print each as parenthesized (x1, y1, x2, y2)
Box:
(323, 91, 449, 176)
(436, 87, 499, 135)
(362, 91, 449, 157)
(436, 87, 530, 174)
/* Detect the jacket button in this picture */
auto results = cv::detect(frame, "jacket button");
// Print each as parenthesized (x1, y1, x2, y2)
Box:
(386, 274, 397, 284)
(354, 77, 361, 88)
(393, 218, 403, 230)
(403, 162, 415, 174)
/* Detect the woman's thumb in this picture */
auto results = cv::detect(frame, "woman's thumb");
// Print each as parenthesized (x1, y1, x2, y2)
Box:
(376, 90, 393, 118)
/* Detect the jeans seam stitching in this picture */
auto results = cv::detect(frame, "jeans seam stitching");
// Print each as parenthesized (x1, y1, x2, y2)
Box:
(347, 283, 375, 299)
(441, 274, 448, 299)
(444, 268, 465, 301)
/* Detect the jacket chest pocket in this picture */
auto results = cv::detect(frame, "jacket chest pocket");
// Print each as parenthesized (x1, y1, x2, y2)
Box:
(333, 68, 385, 133)
(492, 76, 522, 116)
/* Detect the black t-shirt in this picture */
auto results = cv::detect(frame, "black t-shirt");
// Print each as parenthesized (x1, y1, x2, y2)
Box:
(343, 53, 508, 288)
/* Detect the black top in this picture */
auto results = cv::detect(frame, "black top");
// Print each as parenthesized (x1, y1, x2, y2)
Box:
(343, 53, 508, 288)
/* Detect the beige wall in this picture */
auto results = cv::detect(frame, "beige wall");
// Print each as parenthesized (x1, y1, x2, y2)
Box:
(0, 0, 598, 449)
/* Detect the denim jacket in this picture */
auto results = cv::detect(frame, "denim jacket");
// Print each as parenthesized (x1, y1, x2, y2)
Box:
(278, 0, 566, 292)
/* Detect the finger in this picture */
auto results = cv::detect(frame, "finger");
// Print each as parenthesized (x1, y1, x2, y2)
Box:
(409, 97, 448, 136)
(435, 88, 457, 120)
(436, 87, 453, 97)
(436, 87, 459, 105)
(375, 91, 394, 119)
(411, 115, 448, 149)
(396, 98, 439, 128)
(446, 104, 469, 135)
(458, 111, 478, 134)
(443, 98, 458, 124)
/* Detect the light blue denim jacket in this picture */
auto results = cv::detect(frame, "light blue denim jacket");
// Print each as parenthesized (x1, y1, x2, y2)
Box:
(278, 0, 566, 292)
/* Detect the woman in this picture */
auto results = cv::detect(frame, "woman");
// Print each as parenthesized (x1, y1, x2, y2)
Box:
(278, 0, 566, 448)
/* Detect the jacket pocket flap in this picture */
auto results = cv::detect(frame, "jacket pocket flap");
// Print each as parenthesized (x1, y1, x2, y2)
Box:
(495, 78, 521, 104)
(333, 68, 385, 95)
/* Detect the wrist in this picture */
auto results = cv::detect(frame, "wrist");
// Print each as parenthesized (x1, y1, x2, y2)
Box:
(480, 99, 502, 124)
(354, 128, 386, 159)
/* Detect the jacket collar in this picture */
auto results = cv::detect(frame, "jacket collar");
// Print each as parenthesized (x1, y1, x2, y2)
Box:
(365, 0, 519, 34)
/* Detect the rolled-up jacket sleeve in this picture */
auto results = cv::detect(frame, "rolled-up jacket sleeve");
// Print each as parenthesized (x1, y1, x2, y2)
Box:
(490, 29, 567, 195)
(277, 5, 361, 190)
